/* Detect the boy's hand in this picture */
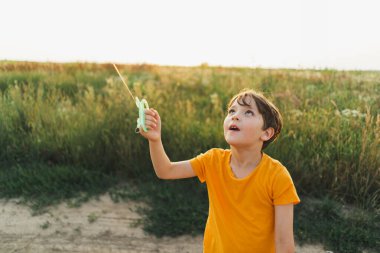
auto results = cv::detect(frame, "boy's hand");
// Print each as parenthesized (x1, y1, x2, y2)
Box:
(139, 108, 161, 142)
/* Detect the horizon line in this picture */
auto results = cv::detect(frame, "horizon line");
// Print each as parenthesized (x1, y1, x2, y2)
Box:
(1, 59, 380, 73)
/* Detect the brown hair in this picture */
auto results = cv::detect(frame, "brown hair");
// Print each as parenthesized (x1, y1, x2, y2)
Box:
(227, 89, 283, 150)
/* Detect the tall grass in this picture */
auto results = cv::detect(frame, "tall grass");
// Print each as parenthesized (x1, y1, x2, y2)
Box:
(1, 61, 378, 209)
(0, 61, 379, 251)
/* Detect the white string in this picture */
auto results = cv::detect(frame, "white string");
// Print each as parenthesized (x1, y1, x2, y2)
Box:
(112, 64, 135, 101)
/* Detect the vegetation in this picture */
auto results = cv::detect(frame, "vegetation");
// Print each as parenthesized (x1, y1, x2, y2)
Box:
(0, 61, 379, 252)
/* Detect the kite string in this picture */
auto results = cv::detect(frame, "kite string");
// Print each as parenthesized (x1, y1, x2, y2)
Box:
(112, 63, 149, 132)
(112, 64, 135, 101)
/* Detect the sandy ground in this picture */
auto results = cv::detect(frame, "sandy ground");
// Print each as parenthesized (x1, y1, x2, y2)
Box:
(0, 195, 327, 253)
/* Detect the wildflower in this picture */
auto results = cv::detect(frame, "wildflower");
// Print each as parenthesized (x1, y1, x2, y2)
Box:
(290, 109, 303, 118)
(341, 109, 366, 118)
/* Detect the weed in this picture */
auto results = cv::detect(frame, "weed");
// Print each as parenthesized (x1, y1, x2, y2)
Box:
(87, 212, 98, 223)
(40, 221, 50, 229)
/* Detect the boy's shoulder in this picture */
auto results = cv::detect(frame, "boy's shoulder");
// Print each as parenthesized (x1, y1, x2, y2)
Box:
(194, 148, 231, 164)
(262, 153, 289, 175)
(263, 153, 283, 166)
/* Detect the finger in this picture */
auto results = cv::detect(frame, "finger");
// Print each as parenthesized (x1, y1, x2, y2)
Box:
(144, 109, 155, 117)
(145, 115, 158, 125)
(145, 120, 157, 129)
(151, 109, 160, 120)
(148, 108, 158, 116)
(151, 108, 158, 115)
(144, 115, 156, 124)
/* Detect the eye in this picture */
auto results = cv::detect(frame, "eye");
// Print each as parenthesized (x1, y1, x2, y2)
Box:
(228, 109, 235, 114)
(245, 110, 254, 116)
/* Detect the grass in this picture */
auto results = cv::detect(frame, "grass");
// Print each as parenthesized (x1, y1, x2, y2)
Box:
(87, 212, 99, 223)
(0, 163, 115, 212)
(0, 61, 379, 252)
(40, 221, 51, 230)
(295, 198, 379, 253)
(110, 177, 208, 237)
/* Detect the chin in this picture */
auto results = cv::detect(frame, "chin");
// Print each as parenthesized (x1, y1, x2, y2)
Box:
(224, 135, 257, 148)
(224, 136, 245, 147)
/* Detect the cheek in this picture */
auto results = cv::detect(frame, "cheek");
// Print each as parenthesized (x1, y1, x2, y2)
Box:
(223, 118, 229, 131)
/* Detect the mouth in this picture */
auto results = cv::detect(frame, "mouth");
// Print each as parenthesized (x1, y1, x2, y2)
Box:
(228, 124, 240, 131)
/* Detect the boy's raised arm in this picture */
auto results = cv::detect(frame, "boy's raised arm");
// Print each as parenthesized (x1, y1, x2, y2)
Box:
(139, 108, 196, 180)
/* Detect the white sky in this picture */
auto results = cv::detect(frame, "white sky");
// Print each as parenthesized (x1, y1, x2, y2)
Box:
(1, 0, 380, 70)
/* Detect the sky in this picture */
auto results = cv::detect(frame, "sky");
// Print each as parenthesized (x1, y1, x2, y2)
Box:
(1, 0, 380, 70)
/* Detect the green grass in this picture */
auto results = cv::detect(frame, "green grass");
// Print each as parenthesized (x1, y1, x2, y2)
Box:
(0, 61, 379, 252)
(40, 220, 51, 229)
(295, 197, 379, 253)
(87, 212, 99, 223)
(110, 177, 208, 237)
(0, 163, 115, 212)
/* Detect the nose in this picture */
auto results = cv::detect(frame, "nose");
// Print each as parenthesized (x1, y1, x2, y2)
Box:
(231, 115, 239, 121)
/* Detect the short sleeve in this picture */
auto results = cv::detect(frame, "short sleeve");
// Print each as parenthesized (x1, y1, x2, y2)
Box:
(190, 149, 214, 183)
(273, 167, 300, 205)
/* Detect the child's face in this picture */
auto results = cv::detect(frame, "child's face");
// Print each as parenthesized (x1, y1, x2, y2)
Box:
(223, 97, 267, 148)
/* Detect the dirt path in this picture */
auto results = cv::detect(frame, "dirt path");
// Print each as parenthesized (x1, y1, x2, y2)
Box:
(0, 195, 326, 253)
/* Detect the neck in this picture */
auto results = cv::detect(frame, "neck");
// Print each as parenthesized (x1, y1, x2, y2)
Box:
(230, 145, 263, 170)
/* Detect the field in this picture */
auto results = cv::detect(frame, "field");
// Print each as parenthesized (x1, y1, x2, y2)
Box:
(0, 61, 379, 252)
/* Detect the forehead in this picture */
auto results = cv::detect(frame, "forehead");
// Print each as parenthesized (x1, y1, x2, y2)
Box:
(229, 95, 257, 109)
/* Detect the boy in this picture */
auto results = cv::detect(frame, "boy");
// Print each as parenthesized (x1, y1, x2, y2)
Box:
(139, 89, 300, 253)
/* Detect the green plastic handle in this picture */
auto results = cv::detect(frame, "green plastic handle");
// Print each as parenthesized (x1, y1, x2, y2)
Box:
(135, 97, 149, 133)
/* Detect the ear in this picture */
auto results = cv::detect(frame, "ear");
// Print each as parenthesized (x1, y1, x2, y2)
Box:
(261, 127, 275, 141)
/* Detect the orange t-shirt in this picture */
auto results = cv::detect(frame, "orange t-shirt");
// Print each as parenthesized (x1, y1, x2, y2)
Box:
(190, 148, 300, 253)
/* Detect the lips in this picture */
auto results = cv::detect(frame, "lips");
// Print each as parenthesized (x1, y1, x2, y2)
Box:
(229, 124, 240, 131)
